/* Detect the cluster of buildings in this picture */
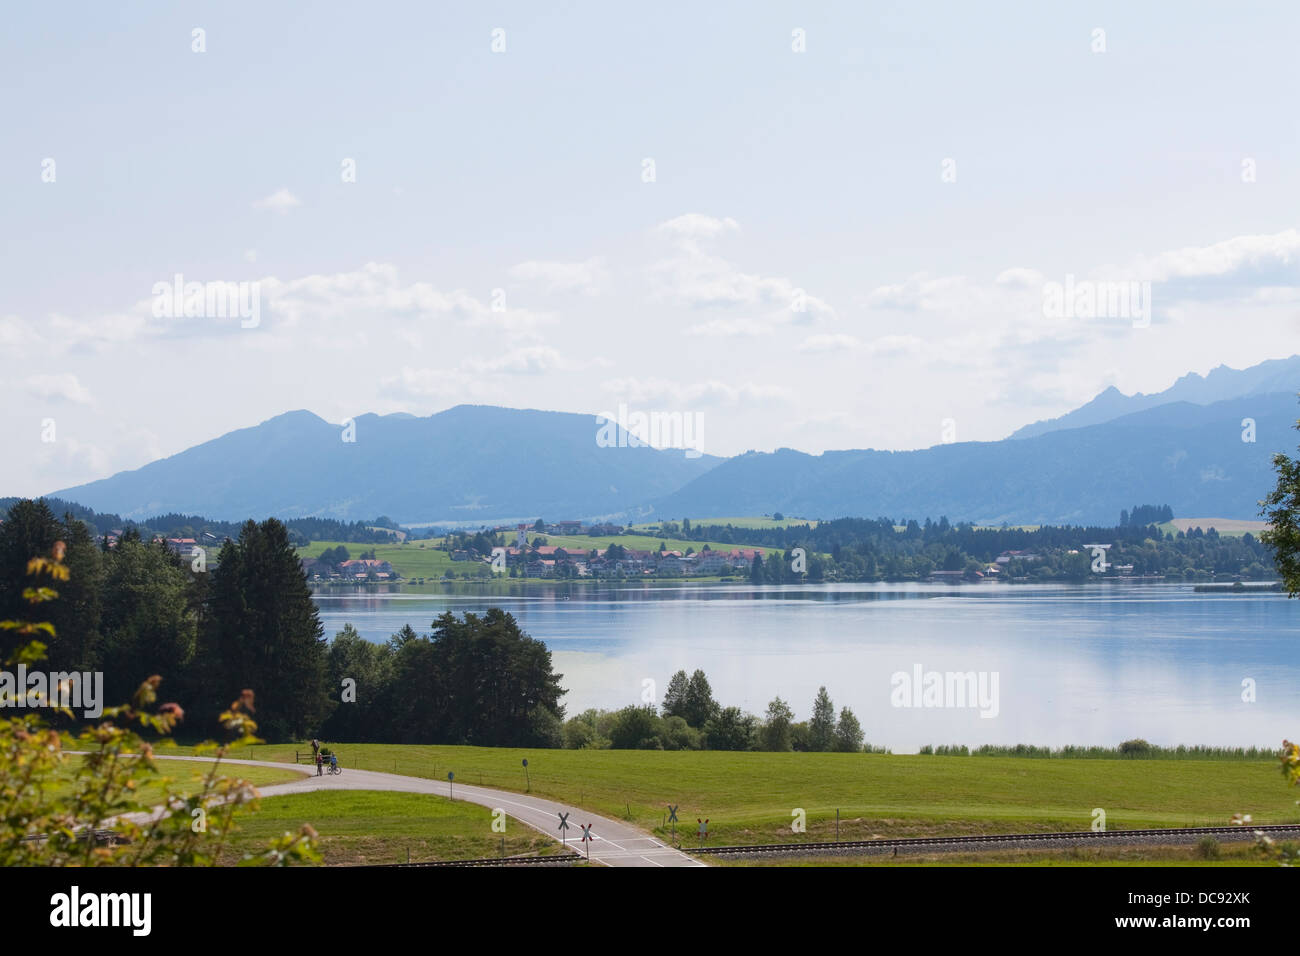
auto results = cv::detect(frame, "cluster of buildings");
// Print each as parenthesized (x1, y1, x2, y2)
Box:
(457, 544, 766, 578)
(489, 520, 626, 537)
(299, 557, 398, 582)
(927, 548, 1140, 583)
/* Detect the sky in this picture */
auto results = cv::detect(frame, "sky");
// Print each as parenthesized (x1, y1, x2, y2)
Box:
(3, 1, 1299, 497)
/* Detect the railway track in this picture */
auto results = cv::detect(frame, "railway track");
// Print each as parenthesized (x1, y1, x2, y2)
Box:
(690, 823, 1300, 858)
(376, 852, 582, 867)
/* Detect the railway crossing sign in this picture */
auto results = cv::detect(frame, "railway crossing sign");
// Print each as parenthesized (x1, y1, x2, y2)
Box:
(667, 804, 678, 842)
(580, 823, 594, 859)
(557, 811, 570, 844)
(697, 818, 709, 841)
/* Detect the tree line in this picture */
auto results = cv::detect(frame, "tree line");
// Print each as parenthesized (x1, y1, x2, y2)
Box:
(559, 670, 872, 753)
(0, 499, 563, 745)
(0, 496, 404, 548)
(658, 515, 1278, 583)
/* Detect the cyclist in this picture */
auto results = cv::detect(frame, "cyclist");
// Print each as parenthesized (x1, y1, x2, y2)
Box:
(329, 752, 338, 774)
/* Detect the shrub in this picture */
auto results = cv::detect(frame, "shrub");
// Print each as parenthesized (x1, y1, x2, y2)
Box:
(1119, 738, 1153, 756)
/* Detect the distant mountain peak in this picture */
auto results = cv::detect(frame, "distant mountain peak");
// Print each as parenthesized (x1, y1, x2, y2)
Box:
(48, 405, 719, 524)
(1010, 354, 1300, 440)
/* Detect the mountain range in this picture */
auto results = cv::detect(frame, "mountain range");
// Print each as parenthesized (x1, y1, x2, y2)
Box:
(1009, 354, 1300, 440)
(47, 357, 1300, 526)
(49, 406, 718, 525)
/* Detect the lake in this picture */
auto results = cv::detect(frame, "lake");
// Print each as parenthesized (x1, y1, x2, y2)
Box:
(312, 581, 1299, 752)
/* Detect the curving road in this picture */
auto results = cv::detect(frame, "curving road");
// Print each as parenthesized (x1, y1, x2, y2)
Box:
(156, 754, 705, 868)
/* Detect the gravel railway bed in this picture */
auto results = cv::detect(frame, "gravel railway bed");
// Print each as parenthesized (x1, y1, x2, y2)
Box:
(690, 824, 1300, 861)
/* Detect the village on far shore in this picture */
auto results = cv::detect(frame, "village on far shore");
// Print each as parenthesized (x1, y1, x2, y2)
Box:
(71, 514, 1181, 587)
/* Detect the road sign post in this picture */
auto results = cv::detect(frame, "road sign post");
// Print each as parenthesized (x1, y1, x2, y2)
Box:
(697, 817, 709, 845)
(580, 823, 593, 861)
(522, 758, 530, 792)
(447, 770, 454, 801)
(667, 804, 678, 844)
(557, 811, 570, 846)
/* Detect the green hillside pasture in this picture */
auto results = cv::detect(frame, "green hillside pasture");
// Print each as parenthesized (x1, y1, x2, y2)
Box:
(300, 532, 787, 583)
(298, 538, 459, 580)
(1162, 518, 1269, 537)
(534, 533, 779, 557)
(631, 516, 820, 531)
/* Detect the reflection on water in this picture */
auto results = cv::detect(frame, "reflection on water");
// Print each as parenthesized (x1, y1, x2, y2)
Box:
(313, 582, 1299, 752)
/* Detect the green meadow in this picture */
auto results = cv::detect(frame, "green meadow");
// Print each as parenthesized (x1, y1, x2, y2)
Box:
(629, 516, 819, 531)
(196, 743, 1298, 847)
(219, 790, 563, 865)
(298, 531, 783, 585)
(529, 532, 777, 558)
(297, 538, 459, 580)
(48, 756, 304, 808)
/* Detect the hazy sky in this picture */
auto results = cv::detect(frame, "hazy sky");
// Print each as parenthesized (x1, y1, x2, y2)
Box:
(3, 2, 1299, 497)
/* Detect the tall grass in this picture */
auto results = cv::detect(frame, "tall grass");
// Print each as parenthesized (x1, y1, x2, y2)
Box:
(919, 742, 1278, 760)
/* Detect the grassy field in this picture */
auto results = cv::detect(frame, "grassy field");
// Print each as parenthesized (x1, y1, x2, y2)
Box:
(218, 790, 563, 865)
(531, 532, 779, 557)
(48, 756, 304, 807)
(298, 538, 458, 580)
(630, 517, 819, 531)
(1162, 518, 1269, 537)
(300, 531, 784, 584)
(720, 842, 1278, 867)
(177, 743, 1299, 847)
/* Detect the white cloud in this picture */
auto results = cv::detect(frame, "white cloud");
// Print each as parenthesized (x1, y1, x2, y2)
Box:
(379, 348, 609, 403)
(798, 333, 861, 352)
(649, 213, 836, 330)
(2, 263, 553, 362)
(656, 213, 740, 249)
(509, 258, 606, 295)
(686, 318, 773, 337)
(865, 274, 973, 311)
(463, 346, 571, 375)
(1130, 228, 1300, 281)
(252, 188, 302, 214)
(601, 376, 795, 407)
(25, 373, 93, 405)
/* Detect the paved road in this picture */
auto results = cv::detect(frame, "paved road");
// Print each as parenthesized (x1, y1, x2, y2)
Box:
(156, 754, 705, 868)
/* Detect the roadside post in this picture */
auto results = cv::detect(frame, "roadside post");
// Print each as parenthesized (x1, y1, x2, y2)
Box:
(557, 811, 570, 846)
(580, 823, 593, 861)
(447, 770, 454, 801)
(522, 758, 530, 792)
(667, 804, 678, 844)
(697, 818, 709, 846)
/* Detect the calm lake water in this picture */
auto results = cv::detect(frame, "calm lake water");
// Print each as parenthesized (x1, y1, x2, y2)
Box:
(312, 582, 1299, 752)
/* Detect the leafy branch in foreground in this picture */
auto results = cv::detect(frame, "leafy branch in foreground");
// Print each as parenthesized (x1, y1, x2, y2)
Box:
(1239, 740, 1300, 867)
(1260, 404, 1300, 596)
(0, 543, 319, 866)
